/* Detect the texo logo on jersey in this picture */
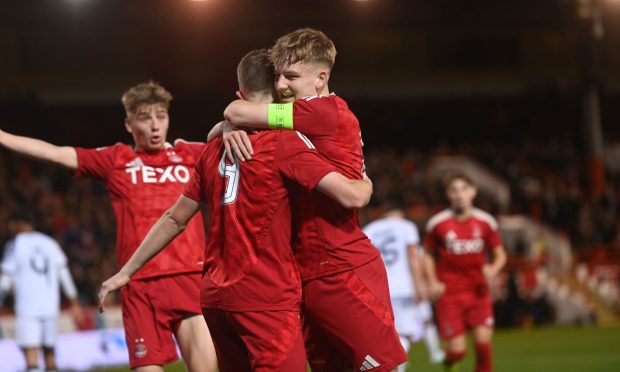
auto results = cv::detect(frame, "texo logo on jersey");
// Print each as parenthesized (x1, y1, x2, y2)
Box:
(125, 165, 190, 184)
(445, 230, 484, 254)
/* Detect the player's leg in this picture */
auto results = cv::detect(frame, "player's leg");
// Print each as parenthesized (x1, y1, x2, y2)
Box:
(41, 315, 59, 371)
(120, 280, 176, 371)
(472, 326, 493, 372)
(160, 273, 217, 372)
(16, 316, 42, 371)
(415, 301, 444, 363)
(175, 315, 217, 372)
(435, 296, 467, 371)
(303, 257, 408, 372)
(467, 295, 495, 372)
(232, 310, 307, 372)
(202, 308, 252, 372)
(21, 348, 40, 372)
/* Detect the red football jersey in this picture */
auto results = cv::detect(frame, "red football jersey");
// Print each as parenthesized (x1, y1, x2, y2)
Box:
(183, 131, 335, 311)
(289, 94, 379, 281)
(423, 208, 503, 295)
(75, 140, 206, 280)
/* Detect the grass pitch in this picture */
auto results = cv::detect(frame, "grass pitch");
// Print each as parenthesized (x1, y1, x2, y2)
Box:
(96, 325, 620, 372)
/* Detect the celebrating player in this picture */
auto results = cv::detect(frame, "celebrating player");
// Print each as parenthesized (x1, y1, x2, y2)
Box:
(0, 82, 217, 372)
(423, 173, 507, 372)
(222, 28, 407, 372)
(0, 210, 83, 372)
(98, 48, 374, 372)
(363, 205, 445, 371)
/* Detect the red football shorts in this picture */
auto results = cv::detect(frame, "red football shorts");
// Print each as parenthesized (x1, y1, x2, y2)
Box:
(435, 290, 494, 340)
(302, 257, 408, 372)
(202, 308, 306, 372)
(120, 272, 202, 369)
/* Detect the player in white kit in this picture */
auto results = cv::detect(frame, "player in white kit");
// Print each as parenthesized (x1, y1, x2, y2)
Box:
(364, 206, 445, 370)
(0, 211, 82, 372)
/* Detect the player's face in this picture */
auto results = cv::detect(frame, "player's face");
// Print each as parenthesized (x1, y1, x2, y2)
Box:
(446, 179, 477, 214)
(274, 62, 327, 103)
(125, 104, 169, 152)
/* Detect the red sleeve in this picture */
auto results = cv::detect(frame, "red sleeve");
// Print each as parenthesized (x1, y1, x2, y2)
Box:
(292, 97, 339, 139)
(423, 229, 438, 254)
(74, 145, 118, 179)
(174, 139, 206, 158)
(276, 131, 336, 191)
(485, 224, 503, 249)
(183, 149, 206, 203)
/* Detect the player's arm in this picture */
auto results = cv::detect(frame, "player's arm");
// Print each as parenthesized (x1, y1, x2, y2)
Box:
(315, 171, 373, 209)
(483, 245, 507, 280)
(422, 251, 445, 301)
(408, 245, 428, 301)
(0, 272, 12, 305)
(58, 265, 84, 324)
(223, 100, 270, 129)
(98, 195, 201, 312)
(0, 129, 78, 169)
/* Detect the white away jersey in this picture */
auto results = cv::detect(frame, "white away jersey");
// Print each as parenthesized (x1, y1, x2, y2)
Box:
(364, 217, 420, 298)
(1, 231, 68, 317)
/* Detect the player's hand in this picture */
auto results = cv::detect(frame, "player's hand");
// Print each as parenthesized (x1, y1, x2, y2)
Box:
(482, 264, 497, 281)
(428, 280, 446, 301)
(98, 271, 131, 313)
(222, 121, 253, 163)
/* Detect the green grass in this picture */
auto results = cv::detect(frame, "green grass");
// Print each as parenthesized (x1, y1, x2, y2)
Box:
(407, 325, 620, 372)
(96, 325, 620, 372)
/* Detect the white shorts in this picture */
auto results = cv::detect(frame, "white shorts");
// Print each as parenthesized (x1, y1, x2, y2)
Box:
(392, 297, 433, 341)
(16, 316, 58, 348)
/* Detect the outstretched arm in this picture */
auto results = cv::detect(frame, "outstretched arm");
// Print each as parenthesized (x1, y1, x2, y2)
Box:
(315, 172, 373, 209)
(0, 130, 78, 169)
(98, 195, 201, 312)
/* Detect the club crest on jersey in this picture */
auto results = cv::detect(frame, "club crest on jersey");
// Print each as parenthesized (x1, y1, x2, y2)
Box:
(166, 151, 184, 163)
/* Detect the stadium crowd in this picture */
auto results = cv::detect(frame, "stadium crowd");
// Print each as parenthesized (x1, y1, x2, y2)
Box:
(1, 127, 618, 326)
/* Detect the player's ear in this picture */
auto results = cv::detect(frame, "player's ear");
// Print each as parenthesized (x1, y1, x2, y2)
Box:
(235, 90, 245, 100)
(315, 68, 329, 92)
(124, 118, 133, 134)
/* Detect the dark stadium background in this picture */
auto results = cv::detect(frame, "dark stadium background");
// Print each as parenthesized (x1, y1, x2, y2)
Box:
(0, 0, 619, 370)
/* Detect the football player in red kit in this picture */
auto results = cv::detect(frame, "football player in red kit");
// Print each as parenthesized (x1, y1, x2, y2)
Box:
(423, 173, 507, 372)
(0, 82, 217, 372)
(98, 49, 374, 372)
(222, 28, 407, 372)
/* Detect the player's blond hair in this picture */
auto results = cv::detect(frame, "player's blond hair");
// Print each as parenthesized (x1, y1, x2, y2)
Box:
(121, 81, 173, 117)
(237, 49, 274, 97)
(270, 28, 337, 70)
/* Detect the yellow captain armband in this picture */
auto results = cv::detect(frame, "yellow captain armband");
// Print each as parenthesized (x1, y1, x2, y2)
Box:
(267, 103, 294, 130)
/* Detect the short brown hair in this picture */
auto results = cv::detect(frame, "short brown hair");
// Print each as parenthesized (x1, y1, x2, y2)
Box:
(237, 49, 274, 96)
(270, 28, 337, 69)
(121, 81, 173, 116)
(443, 172, 475, 190)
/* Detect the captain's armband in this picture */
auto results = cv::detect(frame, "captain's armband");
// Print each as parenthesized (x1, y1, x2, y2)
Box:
(267, 103, 294, 130)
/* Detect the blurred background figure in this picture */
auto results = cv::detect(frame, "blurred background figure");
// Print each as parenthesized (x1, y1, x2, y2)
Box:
(0, 209, 83, 372)
(364, 203, 445, 371)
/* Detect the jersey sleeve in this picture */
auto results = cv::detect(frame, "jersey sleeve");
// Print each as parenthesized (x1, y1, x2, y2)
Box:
(74, 145, 118, 179)
(485, 221, 503, 249)
(51, 241, 68, 269)
(404, 221, 421, 246)
(0, 241, 17, 275)
(422, 227, 439, 254)
(183, 150, 207, 203)
(276, 131, 336, 191)
(291, 97, 339, 139)
(174, 139, 206, 158)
